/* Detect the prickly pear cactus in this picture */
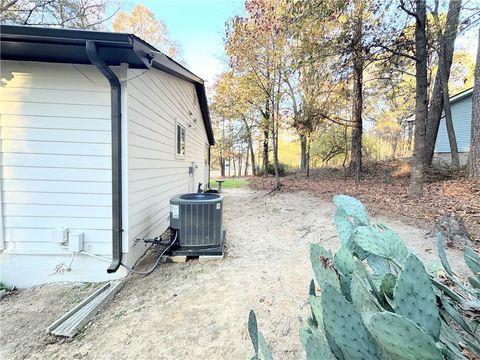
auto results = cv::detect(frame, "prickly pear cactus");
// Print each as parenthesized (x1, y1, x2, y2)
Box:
(299, 326, 336, 360)
(333, 194, 370, 225)
(310, 243, 340, 291)
(464, 246, 480, 280)
(248, 310, 272, 360)
(380, 273, 396, 299)
(367, 254, 390, 275)
(350, 274, 381, 325)
(394, 253, 441, 339)
(321, 283, 379, 359)
(334, 247, 356, 299)
(334, 207, 355, 247)
(248, 195, 480, 360)
(353, 225, 409, 265)
(334, 247, 355, 276)
(368, 312, 443, 360)
(436, 234, 453, 276)
(309, 295, 323, 326)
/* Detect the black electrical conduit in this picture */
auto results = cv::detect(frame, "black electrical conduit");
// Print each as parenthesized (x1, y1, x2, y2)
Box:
(121, 230, 178, 276)
(85, 40, 123, 273)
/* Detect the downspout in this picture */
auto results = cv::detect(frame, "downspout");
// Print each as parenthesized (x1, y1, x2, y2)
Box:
(208, 146, 211, 186)
(86, 41, 123, 273)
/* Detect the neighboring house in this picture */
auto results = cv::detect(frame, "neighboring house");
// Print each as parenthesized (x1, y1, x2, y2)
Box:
(0, 25, 214, 287)
(434, 88, 473, 165)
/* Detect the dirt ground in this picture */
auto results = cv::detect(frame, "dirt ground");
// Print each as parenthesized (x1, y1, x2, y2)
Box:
(0, 188, 468, 360)
(250, 166, 480, 244)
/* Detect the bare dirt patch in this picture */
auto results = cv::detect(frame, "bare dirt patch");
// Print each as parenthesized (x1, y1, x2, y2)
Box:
(250, 167, 480, 245)
(0, 188, 467, 360)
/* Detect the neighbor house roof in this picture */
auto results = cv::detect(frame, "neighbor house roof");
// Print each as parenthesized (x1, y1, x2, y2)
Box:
(450, 87, 473, 105)
(0, 24, 214, 145)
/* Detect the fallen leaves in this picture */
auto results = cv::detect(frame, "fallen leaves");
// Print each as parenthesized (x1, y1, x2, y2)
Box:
(249, 164, 480, 247)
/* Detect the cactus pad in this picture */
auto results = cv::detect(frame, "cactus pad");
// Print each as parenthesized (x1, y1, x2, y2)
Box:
(299, 326, 336, 360)
(248, 310, 272, 360)
(353, 225, 409, 265)
(394, 253, 441, 339)
(437, 233, 453, 276)
(368, 312, 443, 360)
(334, 246, 356, 276)
(464, 246, 480, 280)
(310, 243, 340, 291)
(350, 274, 381, 325)
(321, 283, 379, 359)
(333, 194, 370, 225)
(334, 207, 354, 247)
(380, 273, 396, 299)
(309, 295, 323, 326)
(367, 254, 390, 275)
(248, 310, 259, 355)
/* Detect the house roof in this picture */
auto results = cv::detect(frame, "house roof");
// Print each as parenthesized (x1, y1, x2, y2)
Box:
(0, 24, 214, 145)
(450, 87, 473, 104)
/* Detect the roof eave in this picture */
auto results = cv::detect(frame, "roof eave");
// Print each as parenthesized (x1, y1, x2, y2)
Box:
(0, 24, 215, 145)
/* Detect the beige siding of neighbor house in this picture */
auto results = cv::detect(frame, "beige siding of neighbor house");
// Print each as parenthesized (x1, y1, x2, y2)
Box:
(0, 61, 128, 286)
(125, 67, 209, 264)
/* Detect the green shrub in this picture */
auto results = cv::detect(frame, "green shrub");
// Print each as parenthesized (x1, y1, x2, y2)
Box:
(248, 195, 480, 359)
(257, 163, 288, 177)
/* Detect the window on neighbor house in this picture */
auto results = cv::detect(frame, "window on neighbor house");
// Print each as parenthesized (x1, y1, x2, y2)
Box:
(176, 123, 186, 156)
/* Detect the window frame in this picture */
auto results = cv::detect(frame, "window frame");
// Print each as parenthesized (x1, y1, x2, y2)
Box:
(176, 122, 186, 158)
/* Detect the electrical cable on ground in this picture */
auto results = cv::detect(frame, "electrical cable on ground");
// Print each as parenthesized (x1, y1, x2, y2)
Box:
(120, 230, 178, 276)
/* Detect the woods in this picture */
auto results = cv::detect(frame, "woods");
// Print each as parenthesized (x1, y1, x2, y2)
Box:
(212, 0, 479, 196)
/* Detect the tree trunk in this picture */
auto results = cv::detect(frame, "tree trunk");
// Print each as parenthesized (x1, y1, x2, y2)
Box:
(220, 119, 226, 177)
(424, 0, 462, 165)
(244, 146, 249, 177)
(300, 133, 307, 172)
(220, 157, 225, 177)
(306, 133, 311, 177)
(440, 49, 460, 167)
(242, 117, 256, 176)
(272, 99, 281, 189)
(238, 155, 242, 177)
(410, 0, 428, 197)
(468, 28, 480, 178)
(250, 143, 256, 176)
(349, 0, 364, 183)
(262, 102, 270, 175)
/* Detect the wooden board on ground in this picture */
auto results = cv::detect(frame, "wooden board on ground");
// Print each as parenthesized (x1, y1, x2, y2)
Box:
(161, 254, 224, 263)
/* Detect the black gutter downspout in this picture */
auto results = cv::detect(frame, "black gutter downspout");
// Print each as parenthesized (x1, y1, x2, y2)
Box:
(208, 146, 211, 186)
(86, 40, 123, 273)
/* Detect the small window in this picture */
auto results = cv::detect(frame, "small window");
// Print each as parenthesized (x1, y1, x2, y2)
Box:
(176, 123, 186, 157)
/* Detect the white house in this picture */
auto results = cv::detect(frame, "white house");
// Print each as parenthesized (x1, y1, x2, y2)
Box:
(0, 25, 214, 287)
(434, 88, 473, 165)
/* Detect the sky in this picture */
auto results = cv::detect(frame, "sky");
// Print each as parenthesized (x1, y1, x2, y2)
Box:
(118, 1, 478, 88)
(122, 0, 245, 85)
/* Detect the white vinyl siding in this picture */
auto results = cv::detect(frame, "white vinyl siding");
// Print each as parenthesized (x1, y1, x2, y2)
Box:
(0, 61, 113, 256)
(435, 94, 472, 153)
(126, 67, 208, 260)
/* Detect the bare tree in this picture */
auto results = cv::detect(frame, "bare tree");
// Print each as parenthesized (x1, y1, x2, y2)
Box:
(435, 0, 461, 167)
(349, 0, 364, 183)
(425, 0, 462, 166)
(0, 0, 118, 29)
(404, 0, 428, 196)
